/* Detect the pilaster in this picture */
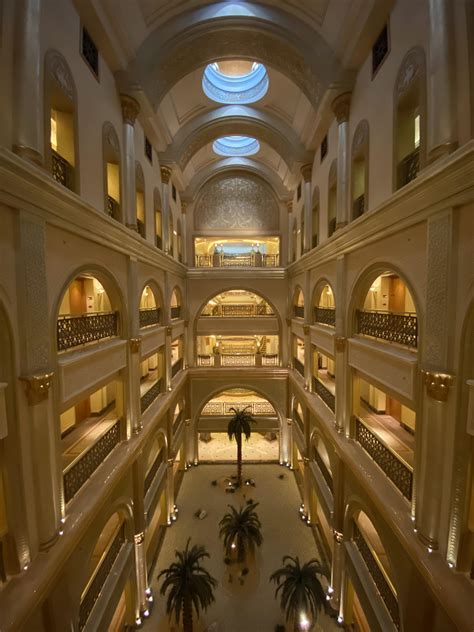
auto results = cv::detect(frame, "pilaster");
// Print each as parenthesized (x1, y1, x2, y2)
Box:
(331, 92, 351, 230)
(120, 94, 140, 230)
(161, 166, 172, 255)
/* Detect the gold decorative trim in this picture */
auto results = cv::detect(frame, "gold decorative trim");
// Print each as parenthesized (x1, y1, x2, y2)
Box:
(423, 371, 454, 402)
(428, 141, 458, 164)
(134, 531, 145, 545)
(129, 338, 142, 353)
(331, 92, 351, 123)
(300, 164, 312, 183)
(333, 529, 344, 544)
(335, 336, 346, 353)
(160, 165, 172, 184)
(166, 326, 172, 336)
(119, 94, 140, 126)
(20, 372, 54, 405)
(416, 529, 438, 550)
(12, 145, 43, 166)
(303, 325, 310, 335)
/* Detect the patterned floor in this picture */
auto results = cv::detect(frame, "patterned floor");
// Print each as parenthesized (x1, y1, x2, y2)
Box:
(198, 433, 279, 462)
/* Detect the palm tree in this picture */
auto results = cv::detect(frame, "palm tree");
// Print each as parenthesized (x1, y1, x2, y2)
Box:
(227, 406, 255, 486)
(270, 556, 326, 632)
(158, 539, 217, 632)
(219, 501, 263, 562)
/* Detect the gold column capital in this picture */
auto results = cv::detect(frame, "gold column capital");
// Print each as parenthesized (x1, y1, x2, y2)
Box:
(423, 371, 455, 402)
(166, 326, 172, 336)
(161, 165, 172, 184)
(300, 163, 313, 183)
(119, 94, 140, 126)
(129, 337, 142, 353)
(134, 531, 145, 545)
(20, 372, 54, 405)
(331, 92, 351, 124)
(333, 529, 344, 543)
(167, 457, 174, 467)
(335, 336, 346, 353)
(181, 201, 187, 214)
(286, 200, 293, 213)
(303, 325, 310, 335)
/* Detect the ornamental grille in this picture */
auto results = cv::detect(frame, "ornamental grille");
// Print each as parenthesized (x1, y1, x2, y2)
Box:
(353, 193, 365, 219)
(314, 307, 336, 327)
(156, 235, 163, 249)
(78, 525, 125, 631)
(52, 150, 74, 190)
(57, 311, 118, 351)
(171, 306, 181, 319)
(321, 135, 328, 162)
(81, 27, 99, 77)
(352, 522, 400, 629)
(313, 376, 336, 413)
(355, 417, 412, 500)
(139, 307, 161, 328)
(145, 136, 153, 162)
(137, 218, 146, 238)
(222, 354, 255, 367)
(356, 309, 418, 348)
(106, 195, 120, 220)
(294, 305, 305, 318)
(372, 24, 389, 76)
(194, 253, 279, 268)
(398, 148, 420, 188)
(171, 358, 183, 377)
(63, 419, 121, 503)
(140, 379, 163, 414)
(200, 304, 274, 317)
(201, 401, 275, 416)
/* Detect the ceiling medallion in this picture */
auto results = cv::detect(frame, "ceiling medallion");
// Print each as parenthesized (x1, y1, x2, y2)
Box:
(212, 135, 260, 157)
(202, 61, 269, 105)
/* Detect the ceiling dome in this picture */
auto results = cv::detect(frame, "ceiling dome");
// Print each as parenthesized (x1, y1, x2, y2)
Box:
(213, 136, 260, 157)
(203, 61, 269, 104)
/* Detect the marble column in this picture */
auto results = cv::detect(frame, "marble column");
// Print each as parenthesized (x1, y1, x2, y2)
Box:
(165, 327, 173, 391)
(427, 0, 457, 162)
(12, 0, 43, 164)
(160, 166, 172, 255)
(127, 257, 142, 434)
(286, 200, 294, 263)
(132, 460, 150, 618)
(331, 93, 352, 230)
(120, 94, 140, 230)
(301, 164, 313, 253)
(180, 202, 188, 265)
(334, 255, 349, 434)
(166, 457, 175, 524)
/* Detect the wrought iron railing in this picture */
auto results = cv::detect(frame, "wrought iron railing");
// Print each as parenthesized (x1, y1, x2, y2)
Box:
(355, 417, 413, 501)
(398, 147, 420, 188)
(137, 218, 146, 238)
(293, 408, 304, 433)
(156, 235, 163, 249)
(202, 400, 276, 416)
(140, 379, 163, 414)
(106, 195, 120, 220)
(197, 354, 214, 366)
(195, 253, 280, 268)
(139, 307, 161, 328)
(353, 194, 365, 219)
(352, 522, 400, 629)
(313, 449, 333, 492)
(356, 309, 418, 348)
(173, 410, 184, 434)
(222, 354, 255, 367)
(314, 307, 336, 327)
(171, 358, 183, 377)
(57, 311, 119, 351)
(63, 419, 121, 503)
(171, 306, 181, 319)
(200, 304, 274, 317)
(196, 354, 278, 367)
(294, 357, 305, 377)
(144, 450, 165, 495)
(262, 353, 279, 366)
(79, 525, 126, 630)
(52, 149, 75, 190)
(312, 376, 336, 413)
(294, 305, 305, 318)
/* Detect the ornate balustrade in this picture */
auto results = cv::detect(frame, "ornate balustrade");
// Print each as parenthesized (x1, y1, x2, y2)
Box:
(353, 193, 365, 219)
(52, 149, 75, 190)
(398, 147, 420, 188)
(140, 379, 163, 414)
(262, 354, 279, 366)
(314, 307, 336, 327)
(63, 419, 121, 503)
(139, 307, 161, 328)
(294, 305, 305, 318)
(195, 253, 279, 268)
(221, 354, 255, 367)
(352, 522, 400, 629)
(57, 311, 119, 352)
(197, 354, 214, 366)
(312, 376, 336, 413)
(200, 304, 274, 317)
(144, 450, 165, 495)
(78, 524, 126, 631)
(294, 357, 305, 377)
(313, 449, 333, 492)
(197, 354, 279, 367)
(106, 195, 120, 221)
(171, 358, 183, 377)
(355, 416, 413, 501)
(202, 400, 276, 416)
(356, 309, 418, 348)
(171, 306, 181, 319)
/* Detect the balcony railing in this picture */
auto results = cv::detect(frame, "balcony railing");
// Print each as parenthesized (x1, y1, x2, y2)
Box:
(202, 400, 276, 416)
(137, 218, 146, 238)
(106, 195, 120, 221)
(200, 304, 274, 317)
(262, 353, 279, 366)
(52, 149, 75, 190)
(79, 524, 126, 631)
(355, 416, 413, 501)
(195, 253, 280, 268)
(398, 147, 420, 188)
(294, 305, 304, 318)
(139, 307, 161, 328)
(171, 306, 181, 319)
(144, 450, 165, 495)
(356, 309, 418, 348)
(352, 522, 400, 629)
(196, 353, 279, 367)
(313, 449, 333, 492)
(173, 410, 184, 434)
(140, 378, 163, 414)
(222, 354, 255, 367)
(294, 357, 305, 377)
(156, 235, 163, 250)
(293, 408, 304, 433)
(312, 376, 335, 413)
(353, 193, 365, 219)
(314, 307, 336, 327)
(328, 217, 336, 237)
(57, 311, 119, 352)
(63, 419, 121, 503)
(171, 358, 183, 377)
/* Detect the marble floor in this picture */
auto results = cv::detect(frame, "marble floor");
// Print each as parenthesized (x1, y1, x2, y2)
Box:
(198, 433, 279, 462)
(142, 464, 340, 632)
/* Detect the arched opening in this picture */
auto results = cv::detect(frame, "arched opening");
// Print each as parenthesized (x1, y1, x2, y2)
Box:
(293, 286, 304, 319)
(292, 334, 305, 377)
(312, 188, 320, 249)
(44, 50, 78, 192)
(198, 388, 279, 462)
(170, 288, 182, 320)
(328, 160, 337, 237)
(140, 348, 166, 413)
(135, 162, 146, 237)
(154, 189, 163, 249)
(313, 282, 335, 327)
(356, 271, 418, 348)
(194, 237, 280, 268)
(351, 120, 369, 220)
(311, 345, 335, 413)
(139, 284, 161, 328)
(171, 336, 184, 377)
(200, 290, 274, 318)
(394, 48, 426, 190)
(57, 273, 119, 352)
(103, 123, 121, 221)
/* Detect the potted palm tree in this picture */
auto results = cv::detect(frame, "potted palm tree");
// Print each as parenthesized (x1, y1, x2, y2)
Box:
(227, 405, 255, 487)
(270, 555, 326, 632)
(158, 539, 217, 632)
(219, 501, 263, 562)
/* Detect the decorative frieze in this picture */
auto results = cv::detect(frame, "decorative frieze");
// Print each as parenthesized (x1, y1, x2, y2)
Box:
(423, 371, 454, 402)
(20, 372, 54, 405)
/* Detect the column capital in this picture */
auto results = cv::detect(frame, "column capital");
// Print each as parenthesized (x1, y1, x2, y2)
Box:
(300, 164, 313, 183)
(167, 457, 174, 467)
(181, 201, 187, 214)
(331, 92, 351, 124)
(303, 325, 310, 335)
(335, 336, 346, 353)
(20, 372, 54, 406)
(129, 337, 142, 353)
(134, 531, 145, 545)
(422, 371, 455, 402)
(120, 94, 140, 126)
(166, 326, 172, 336)
(333, 529, 344, 544)
(161, 165, 172, 184)
(303, 456, 310, 465)
(286, 200, 293, 213)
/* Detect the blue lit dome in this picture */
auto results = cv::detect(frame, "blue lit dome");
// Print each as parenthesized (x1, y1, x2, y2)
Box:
(213, 136, 260, 157)
(203, 60, 269, 105)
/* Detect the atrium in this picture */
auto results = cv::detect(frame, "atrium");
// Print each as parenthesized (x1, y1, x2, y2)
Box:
(0, 1, 473, 631)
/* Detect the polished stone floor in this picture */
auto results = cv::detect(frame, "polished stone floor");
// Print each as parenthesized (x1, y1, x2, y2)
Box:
(142, 464, 339, 632)
(198, 433, 279, 462)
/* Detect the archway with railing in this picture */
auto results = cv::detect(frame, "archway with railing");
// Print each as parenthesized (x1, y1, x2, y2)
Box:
(170, 287, 182, 320)
(139, 283, 162, 329)
(293, 286, 304, 319)
(312, 281, 335, 327)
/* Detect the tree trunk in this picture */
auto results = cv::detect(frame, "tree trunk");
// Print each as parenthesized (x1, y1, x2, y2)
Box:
(237, 434, 242, 486)
(182, 595, 193, 632)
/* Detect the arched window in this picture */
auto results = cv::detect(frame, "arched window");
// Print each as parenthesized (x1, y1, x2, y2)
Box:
(154, 189, 163, 250)
(313, 283, 335, 327)
(328, 159, 337, 237)
(312, 188, 320, 249)
(177, 219, 182, 262)
(394, 47, 426, 190)
(200, 290, 274, 318)
(351, 120, 369, 220)
(293, 287, 304, 319)
(136, 162, 146, 238)
(44, 50, 78, 192)
(170, 288, 182, 320)
(139, 285, 161, 328)
(103, 123, 121, 221)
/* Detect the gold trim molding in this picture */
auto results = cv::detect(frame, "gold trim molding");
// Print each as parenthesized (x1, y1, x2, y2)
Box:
(129, 338, 142, 353)
(423, 371, 454, 402)
(331, 92, 351, 123)
(335, 336, 346, 353)
(20, 372, 54, 405)
(134, 531, 145, 545)
(161, 166, 172, 184)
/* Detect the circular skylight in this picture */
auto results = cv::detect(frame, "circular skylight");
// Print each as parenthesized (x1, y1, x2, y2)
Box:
(203, 60, 269, 104)
(213, 136, 260, 157)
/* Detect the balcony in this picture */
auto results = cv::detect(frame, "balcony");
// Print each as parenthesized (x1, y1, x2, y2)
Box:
(171, 306, 182, 320)
(314, 307, 336, 327)
(201, 400, 276, 416)
(200, 304, 274, 317)
(294, 305, 305, 319)
(313, 449, 333, 493)
(195, 253, 279, 268)
(398, 147, 420, 188)
(57, 311, 119, 352)
(144, 450, 165, 495)
(137, 218, 146, 238)
(140, 378, 164, 414)
(106, 195, 120, 221)
(139, 307, 161, 328)
(52, 149, 75, 190)
(196, 353, 279, 367)
(312, 376, 335, 413)
(356, 309, 417, 348)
